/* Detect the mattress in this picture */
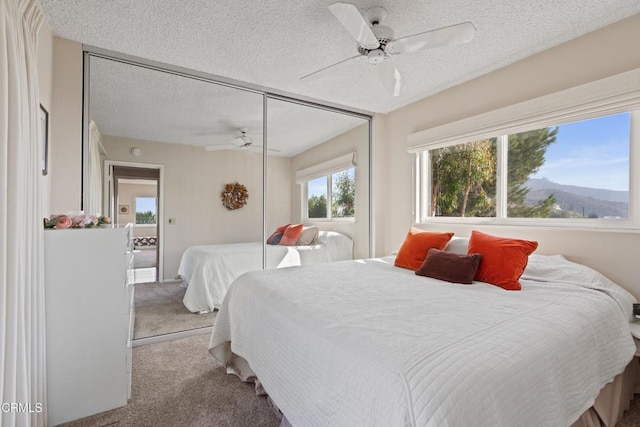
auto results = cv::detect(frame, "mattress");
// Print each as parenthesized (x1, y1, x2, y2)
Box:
(178, 231, 353, 313)
(210, 254, 636, 427)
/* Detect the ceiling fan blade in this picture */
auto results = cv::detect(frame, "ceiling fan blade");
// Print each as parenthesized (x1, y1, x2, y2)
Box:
(376, 58, 404, 97)
(250, 145, 281, 153)
(300, 55, 361, 81)
(386, 21, 476, 55)
(328, 3, 379, 50)
(204, 144, 237, 151)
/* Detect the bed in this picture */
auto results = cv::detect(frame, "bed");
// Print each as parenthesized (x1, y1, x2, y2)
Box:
(178, 231, 353, 313)
(209, 250, 638, 426)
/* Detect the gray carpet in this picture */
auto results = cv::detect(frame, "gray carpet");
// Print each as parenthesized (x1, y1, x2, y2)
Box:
(133, 248, 157, 269)
(134, 281, 216, 339)
(57, 332, 640, 427)
(61, 334, 281, 427)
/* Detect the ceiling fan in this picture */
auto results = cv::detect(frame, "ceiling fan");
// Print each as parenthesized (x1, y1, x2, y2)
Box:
(204, 128, 280, 153)
(301, 2, 476, 96)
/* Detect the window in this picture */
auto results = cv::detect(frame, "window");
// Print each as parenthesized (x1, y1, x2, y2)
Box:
(420, 111, 635, 225)
(305, 167, 355, 220)
(135, 197, 157, 225)
(430, 139, 497, 217)
(508, 113, 630, 219)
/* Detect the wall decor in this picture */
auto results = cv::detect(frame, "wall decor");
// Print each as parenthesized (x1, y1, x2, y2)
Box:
(119, 204, 130, 214)
(221, 182, 249, 211)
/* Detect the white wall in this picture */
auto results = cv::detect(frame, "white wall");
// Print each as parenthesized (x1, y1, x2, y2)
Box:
(102, 135, 291, 279)
(37, 20, 53, 216)
(290, 123, 369, 259)
(49, 36, 83, 213)
(374, 14, 640, 258)
(374, 15, 640, 290)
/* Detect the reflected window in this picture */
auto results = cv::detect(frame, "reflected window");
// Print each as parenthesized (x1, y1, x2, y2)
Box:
(305, 167, 355, 220)
(135, 197, 157, 225)
(307, 176, 328, 219)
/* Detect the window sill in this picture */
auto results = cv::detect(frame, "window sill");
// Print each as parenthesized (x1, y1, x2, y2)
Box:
(418, 217, 640, 233)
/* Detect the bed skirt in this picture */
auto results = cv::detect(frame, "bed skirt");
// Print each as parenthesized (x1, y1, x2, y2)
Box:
(218, 341, 640, 427)
(571, 356, 640, 427)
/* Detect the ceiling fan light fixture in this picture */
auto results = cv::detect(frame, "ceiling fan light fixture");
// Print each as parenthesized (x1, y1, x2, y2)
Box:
(302, 2, 476, 97)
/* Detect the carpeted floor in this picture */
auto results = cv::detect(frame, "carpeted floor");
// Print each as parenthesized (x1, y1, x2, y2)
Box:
(134, 281, 216, 339)
(133, 248, 157, 269)
(61, 334, 281, 427)
(58, 332, 640, 427)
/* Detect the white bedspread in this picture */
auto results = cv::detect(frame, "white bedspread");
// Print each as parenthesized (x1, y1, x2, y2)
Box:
(210, 255, 636, 427)
(179, 231, 353, 312)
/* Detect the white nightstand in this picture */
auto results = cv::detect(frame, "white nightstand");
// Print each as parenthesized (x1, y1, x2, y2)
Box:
(629, 322, 640, 356)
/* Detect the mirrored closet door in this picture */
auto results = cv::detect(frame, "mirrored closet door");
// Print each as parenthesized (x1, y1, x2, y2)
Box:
(85, 54, 264, 340)
(83, 52, 372, 342)
(265, 98, 370, 266)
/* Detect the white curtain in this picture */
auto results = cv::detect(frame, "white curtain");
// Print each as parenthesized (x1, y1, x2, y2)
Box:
(87, 120, 103, 215)
(0, 0, 46, 426)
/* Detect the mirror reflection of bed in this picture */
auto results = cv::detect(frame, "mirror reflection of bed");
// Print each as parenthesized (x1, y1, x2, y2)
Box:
(84, 54, 371, 342)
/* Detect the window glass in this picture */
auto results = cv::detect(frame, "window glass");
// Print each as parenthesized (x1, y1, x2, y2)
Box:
(135, 197, 157, 224)
(430, 139, 497, 217)
(331, 167, 355, 218)
(508, 113, 630, 219)
(307, 176, 328, 219)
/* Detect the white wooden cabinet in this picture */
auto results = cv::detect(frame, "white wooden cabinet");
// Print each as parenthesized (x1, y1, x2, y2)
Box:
(44, 226, 134, 426)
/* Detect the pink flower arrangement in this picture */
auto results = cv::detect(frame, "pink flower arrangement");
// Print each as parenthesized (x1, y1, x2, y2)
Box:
(44, 213, 111, 229)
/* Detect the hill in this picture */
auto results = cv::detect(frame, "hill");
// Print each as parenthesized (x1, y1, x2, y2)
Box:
(525, 178, 628, 203)
(523, 178, 628, 218)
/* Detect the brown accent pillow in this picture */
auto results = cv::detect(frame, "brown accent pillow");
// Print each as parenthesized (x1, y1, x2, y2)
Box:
(394, 228, 454, 271)
(266, 232, 283, 245)
(415, 248, 483, 284)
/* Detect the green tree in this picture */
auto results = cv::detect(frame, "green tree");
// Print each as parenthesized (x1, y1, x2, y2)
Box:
(332, 171, 355, 217)
(308, 194, 327, 218)
(507, 127, 558, 217)
(431, 139, 496, 217)
(431, 127, 558, 218)
(136, 210, 156, 224)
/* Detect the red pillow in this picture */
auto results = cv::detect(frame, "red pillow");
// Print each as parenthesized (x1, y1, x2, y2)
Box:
(468, 230, 538, 290)
(275, 223, 290, 233)
(279, 224, 303, 246)
(394, 228, 454, 271)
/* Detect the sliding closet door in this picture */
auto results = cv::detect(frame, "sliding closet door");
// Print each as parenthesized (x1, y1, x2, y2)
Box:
(265, 97, 370, 265)
(86, 54, 263, 337)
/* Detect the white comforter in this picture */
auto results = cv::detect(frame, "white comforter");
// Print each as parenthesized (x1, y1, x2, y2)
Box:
(210, 255, 636, 427)
(179, 231, 353, 313)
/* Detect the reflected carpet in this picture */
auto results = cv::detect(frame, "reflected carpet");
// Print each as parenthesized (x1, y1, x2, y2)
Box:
(134, 281, 216, 339)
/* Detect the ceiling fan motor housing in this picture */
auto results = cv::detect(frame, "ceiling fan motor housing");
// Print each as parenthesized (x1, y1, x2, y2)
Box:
(357, 25, 394, 55)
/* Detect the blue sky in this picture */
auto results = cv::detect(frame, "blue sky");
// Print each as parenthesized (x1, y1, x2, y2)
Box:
(530, 112, 630, 191)
(136, 197, 156, 214)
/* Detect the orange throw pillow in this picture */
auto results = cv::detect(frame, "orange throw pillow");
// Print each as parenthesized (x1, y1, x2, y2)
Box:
(280, 224, 304, 246)
(275, 223, 290, 233)
(468, 230, 538, 290)
(394, 228, 454, 270)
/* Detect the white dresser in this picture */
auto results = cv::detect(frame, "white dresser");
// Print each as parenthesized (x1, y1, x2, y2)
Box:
(44, 226, 134, 426)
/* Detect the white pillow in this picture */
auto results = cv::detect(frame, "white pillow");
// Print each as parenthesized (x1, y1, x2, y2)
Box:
(444, 237, 469, 254)
(297, 226, 319, 245)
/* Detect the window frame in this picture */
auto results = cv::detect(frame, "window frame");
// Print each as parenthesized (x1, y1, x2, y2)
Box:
(414, 109, 640, 230)
(134, 196, 158, 227)
(303, 167, 356, 222)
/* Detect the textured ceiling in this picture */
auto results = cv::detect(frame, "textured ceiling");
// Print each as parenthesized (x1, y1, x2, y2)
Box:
(89, 57, 367, 157)
(40, 0, 640, 114)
